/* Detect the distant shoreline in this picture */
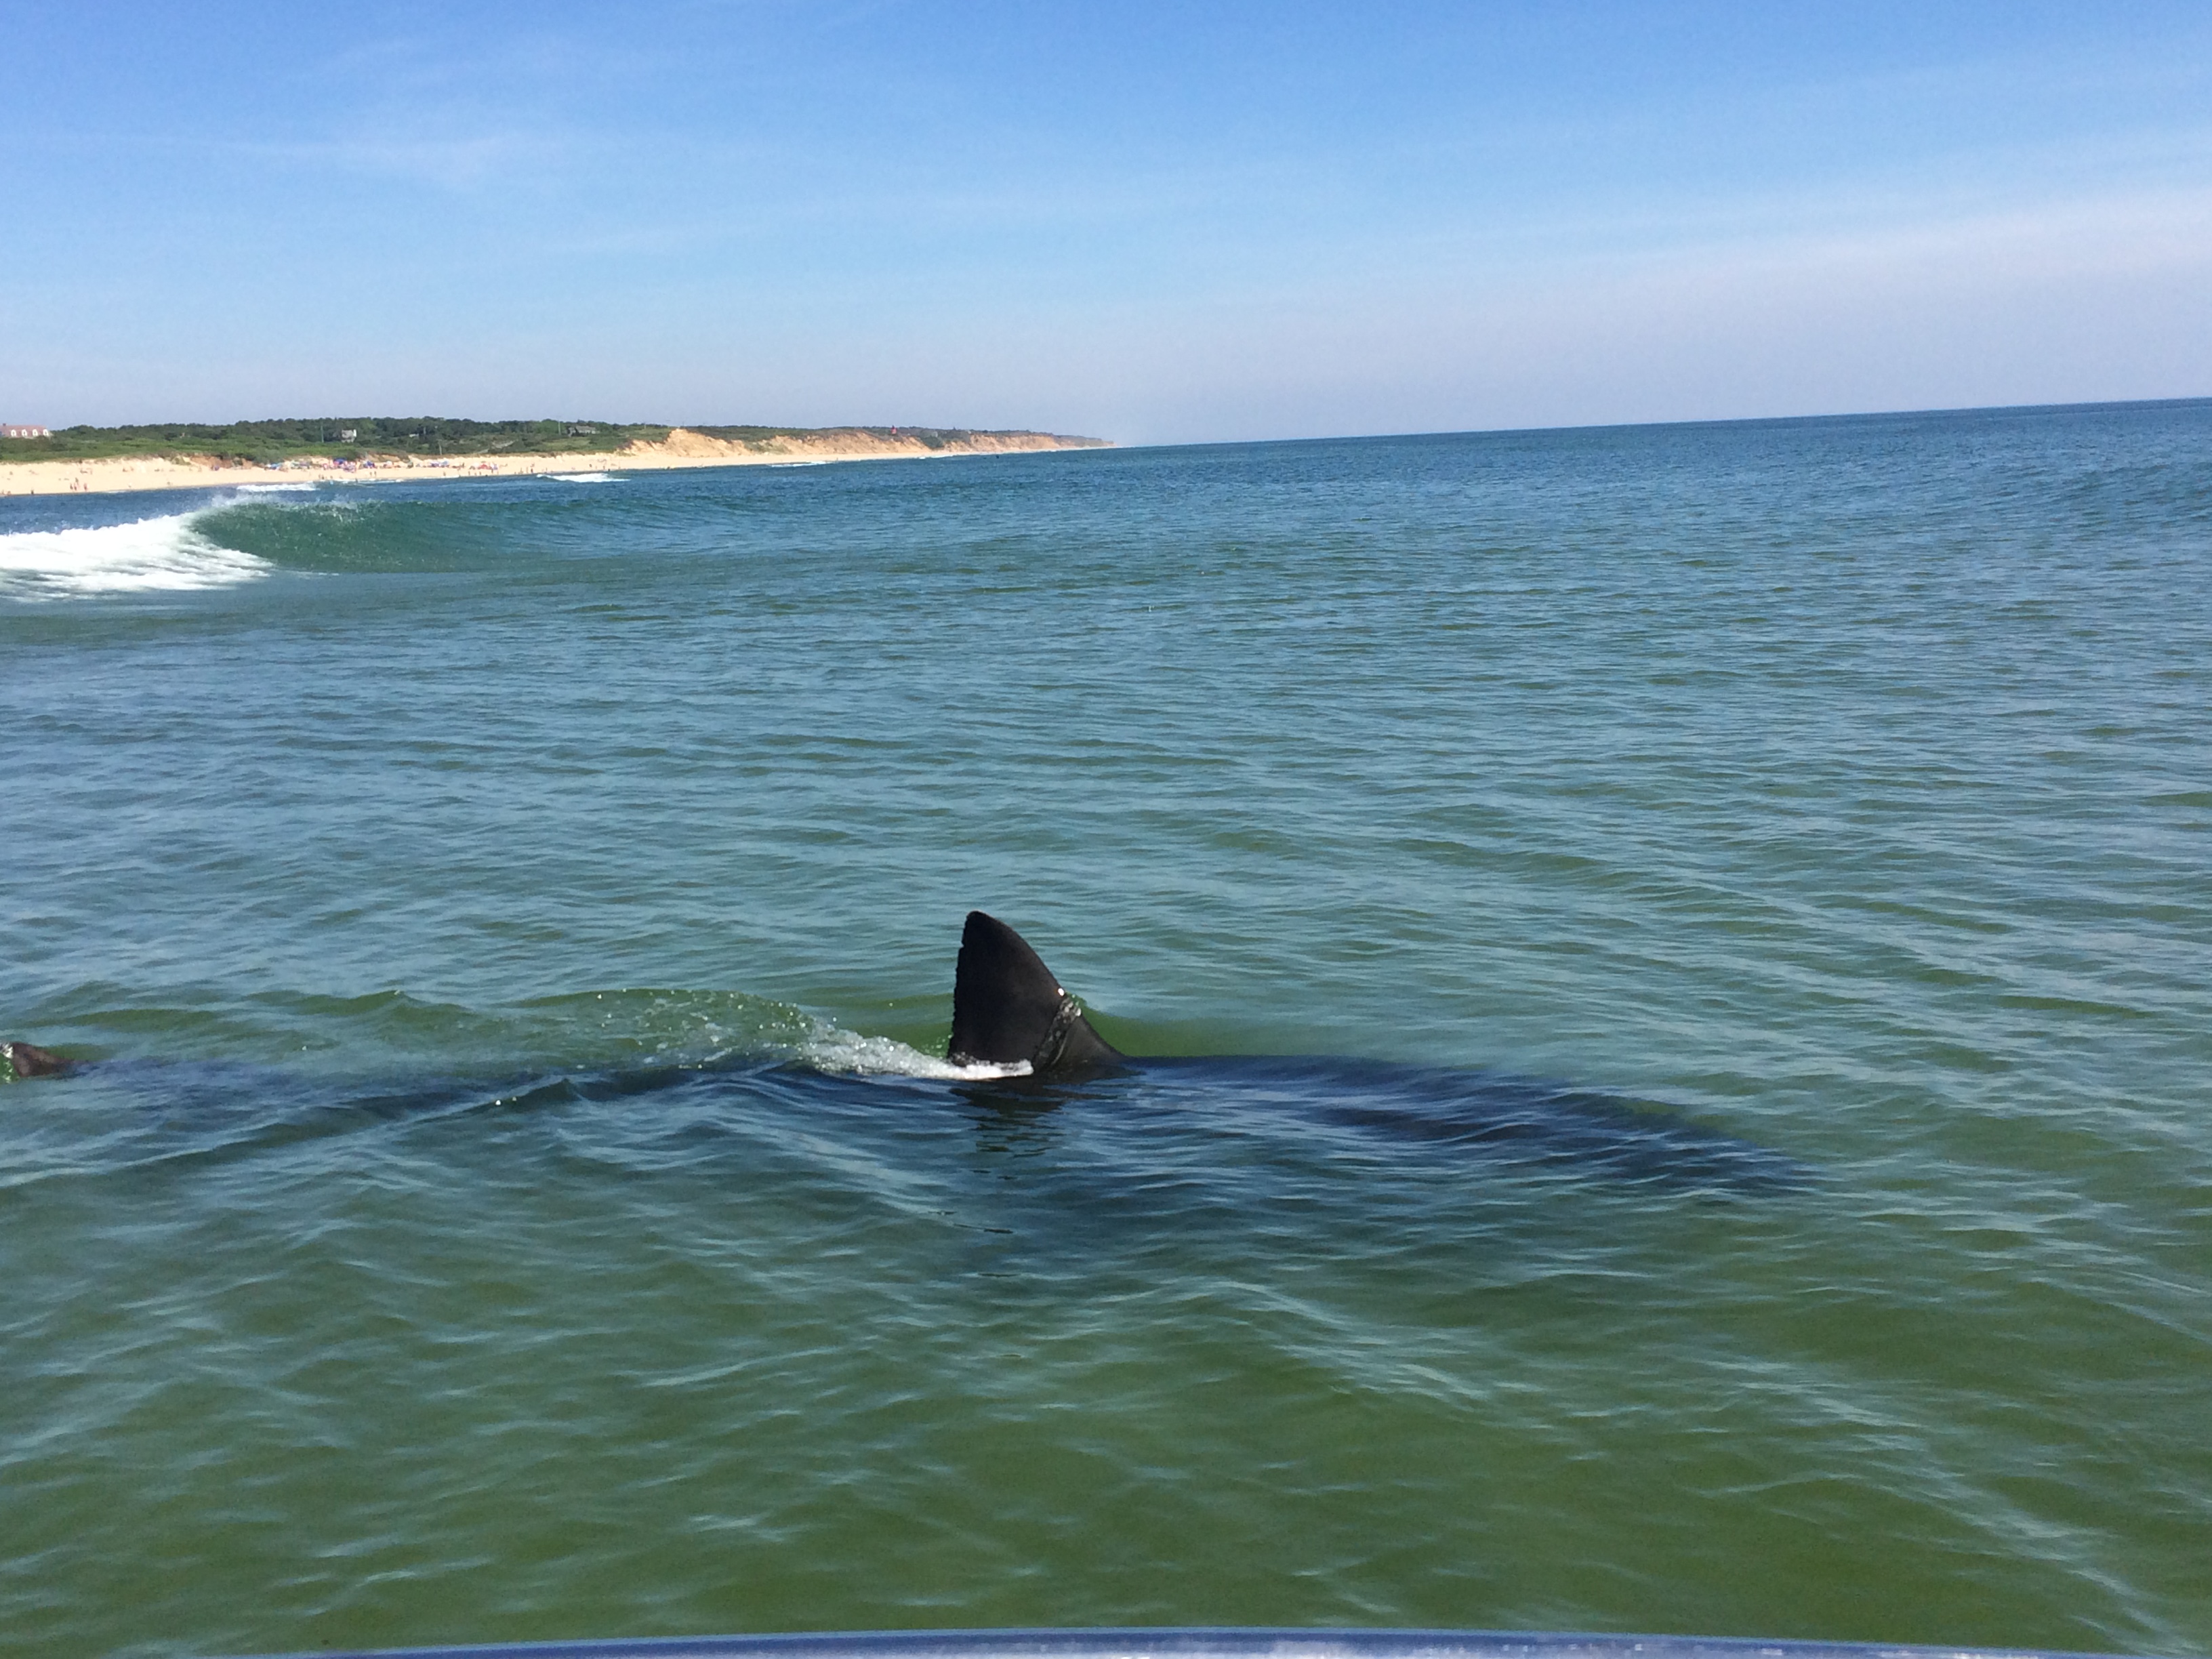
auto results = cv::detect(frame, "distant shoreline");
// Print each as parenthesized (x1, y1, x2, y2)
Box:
(0, 426, 1111, 499)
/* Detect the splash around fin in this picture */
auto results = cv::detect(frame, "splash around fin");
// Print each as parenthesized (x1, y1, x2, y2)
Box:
(948, 911, 1124, 1075)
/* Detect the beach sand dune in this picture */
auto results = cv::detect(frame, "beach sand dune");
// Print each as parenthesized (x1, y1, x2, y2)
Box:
(0, 427, 1107, 498)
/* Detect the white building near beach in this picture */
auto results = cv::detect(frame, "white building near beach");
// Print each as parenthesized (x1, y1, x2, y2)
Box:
(2, 424, 52, 438)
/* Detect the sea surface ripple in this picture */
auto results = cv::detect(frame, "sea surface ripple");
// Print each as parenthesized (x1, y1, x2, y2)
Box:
(1, 404, 2208, 1658)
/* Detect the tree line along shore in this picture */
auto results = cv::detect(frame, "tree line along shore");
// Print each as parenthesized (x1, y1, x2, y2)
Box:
(0, 419, 1111, 497)
(0, 417, 1107, 466)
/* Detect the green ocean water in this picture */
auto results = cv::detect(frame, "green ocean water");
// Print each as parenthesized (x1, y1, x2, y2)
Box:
(1, 404, 2207, 1658)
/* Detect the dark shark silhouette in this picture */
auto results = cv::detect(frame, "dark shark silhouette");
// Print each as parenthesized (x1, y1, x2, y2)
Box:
(8, 912, 1805, 1191)
(949, 909, 1124, 1073)
(944, 910, 1805, 1190)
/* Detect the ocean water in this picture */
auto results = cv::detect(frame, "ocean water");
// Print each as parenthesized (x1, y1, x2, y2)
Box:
(1, 404, 2207, 1659)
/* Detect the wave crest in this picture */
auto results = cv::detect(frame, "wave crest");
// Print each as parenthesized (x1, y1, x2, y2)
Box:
(0, 510, 273, 598)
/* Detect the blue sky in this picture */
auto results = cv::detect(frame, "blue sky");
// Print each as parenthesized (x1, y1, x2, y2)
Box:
(3, 1, 2209, 443)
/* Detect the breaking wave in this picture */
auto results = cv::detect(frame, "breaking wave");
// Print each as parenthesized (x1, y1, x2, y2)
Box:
(0, 508, 274, 598)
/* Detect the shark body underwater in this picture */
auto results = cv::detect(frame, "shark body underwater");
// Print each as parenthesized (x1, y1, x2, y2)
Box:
(946, 911, 1804, 1191)
(5, 911, 1807, 1192)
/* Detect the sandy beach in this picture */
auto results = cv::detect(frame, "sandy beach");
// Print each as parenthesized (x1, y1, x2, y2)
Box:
(0, 427, 1107, 498)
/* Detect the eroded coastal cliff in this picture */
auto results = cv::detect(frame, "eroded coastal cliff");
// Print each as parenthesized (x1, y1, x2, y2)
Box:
(0, 423, 1111, 497)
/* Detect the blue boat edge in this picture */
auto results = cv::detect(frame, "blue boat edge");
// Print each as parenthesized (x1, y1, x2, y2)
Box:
(227, 1626, 2148, 1659)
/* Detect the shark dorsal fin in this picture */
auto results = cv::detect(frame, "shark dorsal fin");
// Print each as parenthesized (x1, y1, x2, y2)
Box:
(948, 911, 1124, 1073)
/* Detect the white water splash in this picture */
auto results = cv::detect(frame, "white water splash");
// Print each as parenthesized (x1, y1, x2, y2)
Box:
(0, 510, 272, 598)
(793, 1022, 1031, 1080)
(546, 472, 621, 484)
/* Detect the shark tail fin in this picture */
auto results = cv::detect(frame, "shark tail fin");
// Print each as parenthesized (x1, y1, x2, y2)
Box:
(948, 911, 1124, 1073)
(5, 1041, 75, 1080)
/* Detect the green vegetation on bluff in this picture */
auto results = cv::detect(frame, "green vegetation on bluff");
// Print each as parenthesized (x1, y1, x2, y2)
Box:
(687, 424, 1050, 451)
(0, 417, 1094, 466)
(0, 417, 670, 466)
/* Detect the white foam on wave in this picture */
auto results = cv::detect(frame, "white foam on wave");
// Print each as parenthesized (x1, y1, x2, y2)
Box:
(546, 472, 621, 484)
(794, 1022, 1032, 1080)
(236, 481, 320, 493)
(0, 510, 272, 599)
